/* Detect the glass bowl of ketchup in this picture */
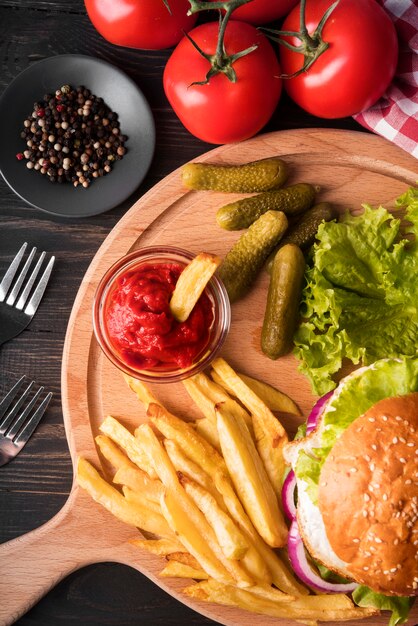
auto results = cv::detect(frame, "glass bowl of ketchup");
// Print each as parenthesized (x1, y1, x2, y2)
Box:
(93, 246, 231, 382)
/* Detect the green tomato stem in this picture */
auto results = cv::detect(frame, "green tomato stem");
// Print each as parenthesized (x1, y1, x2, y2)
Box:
(187, 0, 253, 14)
(186, 0, 258, 85)
(261, 0, 340, 79)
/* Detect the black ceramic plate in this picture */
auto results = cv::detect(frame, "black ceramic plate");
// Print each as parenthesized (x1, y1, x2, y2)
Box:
(0, 55, 155, 218)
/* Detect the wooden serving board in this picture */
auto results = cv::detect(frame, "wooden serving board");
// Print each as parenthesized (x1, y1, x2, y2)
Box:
(1, 129, 418, 626)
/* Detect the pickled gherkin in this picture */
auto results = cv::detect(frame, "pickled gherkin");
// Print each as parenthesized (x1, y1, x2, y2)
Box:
(261, 244, 305, 359)
(219, 211, 288, 303)
(181, 158, 288, 193)
(216, 183, 317, 230)
(265, 202, 336, 273)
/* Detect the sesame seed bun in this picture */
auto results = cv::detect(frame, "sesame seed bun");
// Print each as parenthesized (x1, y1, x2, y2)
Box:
(318, 393, 418, 596)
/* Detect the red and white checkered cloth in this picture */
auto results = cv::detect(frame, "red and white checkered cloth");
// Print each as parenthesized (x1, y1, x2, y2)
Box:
(353, 0, 418, 158)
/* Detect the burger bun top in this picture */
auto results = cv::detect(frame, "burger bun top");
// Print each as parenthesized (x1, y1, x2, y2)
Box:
(318, 393, 418, 596)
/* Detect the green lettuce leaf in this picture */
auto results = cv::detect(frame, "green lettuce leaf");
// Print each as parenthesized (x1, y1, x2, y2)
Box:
(294, 357, 418, 503)
(353, 585, 414, 626)
(294, 188, 418, 395)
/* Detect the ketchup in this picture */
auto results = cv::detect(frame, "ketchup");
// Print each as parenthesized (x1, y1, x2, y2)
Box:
(105, 262, 214, 371)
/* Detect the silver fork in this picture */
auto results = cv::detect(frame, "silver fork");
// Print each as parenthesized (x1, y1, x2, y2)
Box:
(0, 376, 52, 466)
(0, 243, 55, 346)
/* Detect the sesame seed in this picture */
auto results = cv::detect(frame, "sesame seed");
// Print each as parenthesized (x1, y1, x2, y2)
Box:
(393, 437, 398, 444)
(382, 416, 388, 421)
(368, 417, 375, 422)
(370, 463, 375, 471)
(399, 437, 406, 444)
(364, 493, 370, 502)
(371, 444, 377, 451)
(400, 458, 407, 464)
(365, 455, 371, 462)
(375, 537, 382, 543)
(363, 566, 369, 571)
(383, 493, 388, 501)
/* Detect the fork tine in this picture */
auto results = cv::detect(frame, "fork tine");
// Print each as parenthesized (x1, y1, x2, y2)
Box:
(0, 380, 34, 435)
(0, 376, 26, 420)
(24, 255, 55, 316)
(6, 386, 44, 440)
(14, 391, 52, 445)
(0, 243, 27, 302)
(15, 251, 46, 311)
(6, 246, 37, 306)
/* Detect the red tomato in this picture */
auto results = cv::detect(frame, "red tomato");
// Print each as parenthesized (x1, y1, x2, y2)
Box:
(279, 0, 398, 118)
(208, 0, 299, 25)
(163, 21, 282, 144)
(84, 0, 197, 50)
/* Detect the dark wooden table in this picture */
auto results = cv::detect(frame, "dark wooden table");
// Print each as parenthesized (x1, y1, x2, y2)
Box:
(0, 2, 368, 625)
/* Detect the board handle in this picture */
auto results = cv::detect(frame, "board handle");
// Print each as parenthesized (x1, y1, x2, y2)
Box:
(0, 486, 121, 626)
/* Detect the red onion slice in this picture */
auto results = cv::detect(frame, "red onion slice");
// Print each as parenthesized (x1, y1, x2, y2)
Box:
(287, 520, 358, 594)
(306, 390, 334, 434)
(282, 470, 297, 520)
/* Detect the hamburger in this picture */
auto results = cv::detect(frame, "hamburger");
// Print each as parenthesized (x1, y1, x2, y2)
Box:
(283, 357, 418, 609)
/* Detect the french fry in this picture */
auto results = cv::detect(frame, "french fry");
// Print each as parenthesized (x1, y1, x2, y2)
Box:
(168, 552, 202, 569)
(147, 403, 228, 477)
(76, 458, 173, 538)
(214, 469, 305, 595)
(123, 374, 161, 409)
(179, 478, 272, 585)
(180, 475, 249, 560)
(99, 416, 157, 478)
(138, 424, 254, 588)
(160, 488, 235, 585)
(183, 372, 252, 430)
(130, 538, 184, 555)
(212, 358, 288, 501)
(136, 423, 181, 491)
(183, 580, 378, 621)
(164, 439, 226, 511)
(194, 417, 221, 452)
(215, 403, 286, 548)
(123, 486, 162, 515)
(247, 584, 297, 602)
(113, 465, 164, 503)
(211, 370, 301, 415)
(160, 561, 208, 580)
(169, 252, 221, 323)
(95, 434, 138, 471)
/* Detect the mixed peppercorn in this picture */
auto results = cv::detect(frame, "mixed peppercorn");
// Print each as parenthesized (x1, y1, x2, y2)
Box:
(16, 85, 127, 188)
